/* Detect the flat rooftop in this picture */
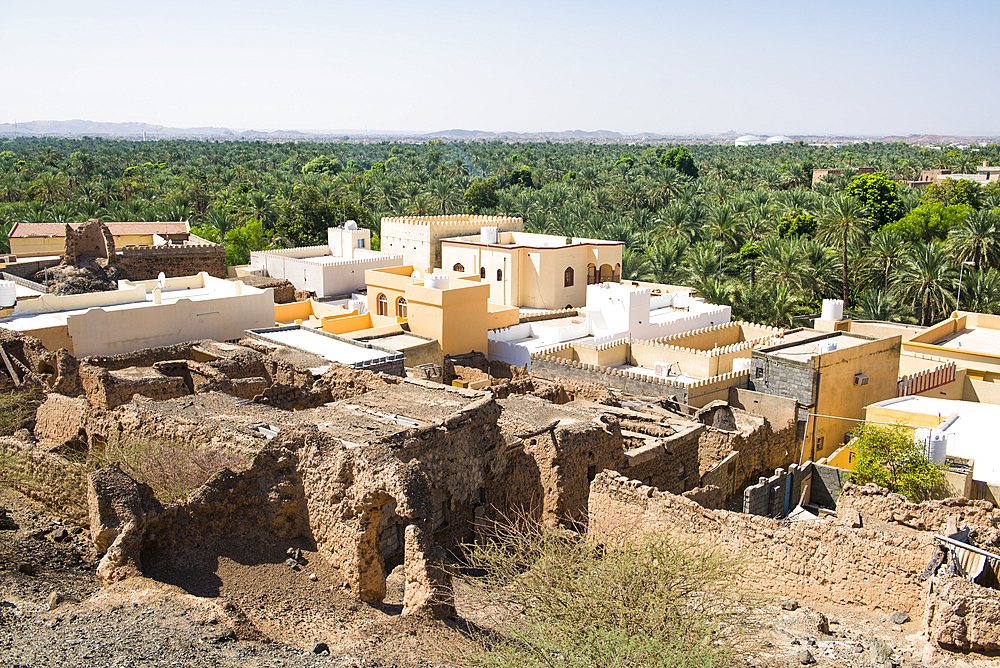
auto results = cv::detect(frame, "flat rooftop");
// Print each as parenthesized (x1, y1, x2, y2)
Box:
(0, 284, 239, 333)
(871, 396, 1000, 484)
(930, 327, 1000, 355)
(771, 334, 871, 362)
(357, 333, 434, 351)
(248, 327, 396, 367)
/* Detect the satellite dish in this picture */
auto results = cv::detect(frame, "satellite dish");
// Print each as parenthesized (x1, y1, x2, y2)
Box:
(157, 272, 166, 290)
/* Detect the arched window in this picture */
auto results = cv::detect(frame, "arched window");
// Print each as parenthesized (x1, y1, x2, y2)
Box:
(599, 264, 613, 282)
(564, 266, 574, 287)
(376, 293, 388, 317)
(496, 269, 503, 282)
(453, 263, 465, 272)
(612, 263, 621, 282)
(480, 267, 486, 279)
(587, 263, 598, 285)
(396, 297, 407, 319)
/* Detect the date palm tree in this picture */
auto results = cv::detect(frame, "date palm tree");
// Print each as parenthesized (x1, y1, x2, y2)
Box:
(818, 195, 871, 303)
(948, 209, 1000, 268)
(895, 241, 957, 325)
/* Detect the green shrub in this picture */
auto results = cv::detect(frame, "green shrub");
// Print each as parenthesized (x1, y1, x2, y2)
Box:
(848, 422, 944, 500)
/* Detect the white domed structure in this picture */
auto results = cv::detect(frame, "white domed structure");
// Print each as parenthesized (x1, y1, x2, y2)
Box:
(765, 135, 794, 144)
(735, 135, 764, 147)
(344, 220, 358, 230)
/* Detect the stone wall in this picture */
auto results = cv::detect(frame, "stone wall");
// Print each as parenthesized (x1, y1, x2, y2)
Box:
(748, 353, 817, 405)
(117, 245, 226, 280)
(925, 576, 1000, 653)
(589, 472, 936, 613)
(742, 462, 813, 517)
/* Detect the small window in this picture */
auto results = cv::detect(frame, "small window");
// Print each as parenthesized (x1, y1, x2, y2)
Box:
(453, 263, 465, 272)
(396, 297, 407, 319)
(755, 366, 764, 379)
(480, 267, 486, 279)
(564, 266, 574, 287)
(377, 293, 388, 317)
(357, 238, 364, 248)
(816, 437, 825, 452)
(496, 269, 503, 281)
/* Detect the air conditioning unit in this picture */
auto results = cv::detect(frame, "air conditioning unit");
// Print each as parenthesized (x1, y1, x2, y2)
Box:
(854, 373, 869, 386)
(654, 362, 667, 376)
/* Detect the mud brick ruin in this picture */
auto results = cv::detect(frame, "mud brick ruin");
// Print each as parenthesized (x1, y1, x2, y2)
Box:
(2, 310, 998, 654)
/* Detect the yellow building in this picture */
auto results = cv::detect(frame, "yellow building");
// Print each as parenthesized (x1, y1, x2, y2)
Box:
(440, 230, 623, 309)
(365, 266, 518, 356)
(8, 221, 193, 258)
(748, 332, 902, 461)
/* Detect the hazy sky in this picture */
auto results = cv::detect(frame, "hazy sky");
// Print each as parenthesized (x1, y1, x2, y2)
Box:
(2, 0, 998, 136)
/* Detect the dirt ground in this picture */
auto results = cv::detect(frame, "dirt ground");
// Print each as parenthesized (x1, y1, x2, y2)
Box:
(3, 486, 998, 668)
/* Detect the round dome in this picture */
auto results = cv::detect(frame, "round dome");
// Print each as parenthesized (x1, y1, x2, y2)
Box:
(344, 220, 358, 230)
(765, 135, 793, 144)
(410, 270, 421, 279)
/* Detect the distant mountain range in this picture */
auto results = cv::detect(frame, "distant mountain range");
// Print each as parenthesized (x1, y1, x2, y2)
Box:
(0, 120, 996, 146)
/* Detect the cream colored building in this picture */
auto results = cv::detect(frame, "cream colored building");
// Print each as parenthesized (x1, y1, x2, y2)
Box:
(440, 229, 623, 309)
(8, 221, 193, 258)
(749, 331, 902, 461)
(379, 214, 522, 269)
(0, 273, 273, 356)
(365, 266, 518, 356)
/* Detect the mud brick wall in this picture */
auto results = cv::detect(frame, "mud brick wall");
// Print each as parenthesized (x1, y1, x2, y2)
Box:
(621, 424, 702, 495)
(589, 472, 935, 614)
(837, 483, 1000, 532)
(117, 246, 226, 280)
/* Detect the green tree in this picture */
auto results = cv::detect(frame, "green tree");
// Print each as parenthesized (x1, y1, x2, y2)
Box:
(920, 179, 983, 208)
(844, 172, 904, 229)
(464, 177, 499, 214)
(507, 166, 534, 188)
(302, 154, 342, 175)
(883, 202, 971, 243)
(659, 146, 698, 178)
(848, 422, 944, 500)
(224, 219, 272, 266)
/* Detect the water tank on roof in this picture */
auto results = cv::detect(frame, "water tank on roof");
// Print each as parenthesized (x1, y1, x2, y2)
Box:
(425, 273, 451, 290)
(821, 299, 844, 321)
(0, 281, 15, 309)
(344, 220, 359, 230)
(480, 226, 498, 244)
(927, 430, 948, 464)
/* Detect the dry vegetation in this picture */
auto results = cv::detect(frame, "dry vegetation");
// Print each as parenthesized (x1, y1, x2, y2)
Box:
(458, 517, 748, 668)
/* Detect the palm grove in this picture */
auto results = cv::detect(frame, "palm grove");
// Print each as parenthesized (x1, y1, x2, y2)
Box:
(2, 137, 1000, 327)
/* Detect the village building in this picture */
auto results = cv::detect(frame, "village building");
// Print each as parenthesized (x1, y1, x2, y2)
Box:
(379, 214, 523, 270)
(246, 222, 403, 298)
(7, 220, 226, 280)
(439, 227, 623, 310)
(365, 265, 518, 356)
(488, 281, 728, 369)
(0, 272, 273, 357)
(747, 330, 901, 461)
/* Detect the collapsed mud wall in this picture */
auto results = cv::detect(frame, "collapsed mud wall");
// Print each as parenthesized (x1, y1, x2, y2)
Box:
(588, 471, 935, 614)
(838, 483, 1000, 536)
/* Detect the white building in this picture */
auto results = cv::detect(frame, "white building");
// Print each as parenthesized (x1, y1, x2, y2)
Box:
(249, 222, 403, 298)
(0, 273, 274, 357)
(488, 281, 731, 368)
